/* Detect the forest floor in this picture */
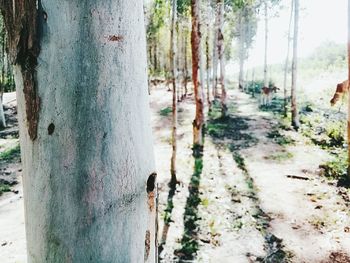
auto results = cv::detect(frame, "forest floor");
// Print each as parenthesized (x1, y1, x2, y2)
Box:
(151, 84, 350, 263)
(0, 86, 350, 262)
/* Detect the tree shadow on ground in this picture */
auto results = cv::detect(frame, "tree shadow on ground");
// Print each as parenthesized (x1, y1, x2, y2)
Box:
(207, 103, 293, 262)
(174, 145, 203, 262)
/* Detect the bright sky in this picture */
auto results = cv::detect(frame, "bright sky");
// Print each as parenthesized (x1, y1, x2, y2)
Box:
(245, 0, 348, 68)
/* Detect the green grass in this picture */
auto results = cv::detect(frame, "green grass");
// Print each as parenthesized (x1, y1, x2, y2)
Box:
(159, 106, 172, 117)
(265, 151, 294, 162)
(267, 129, 295, 146)
(0, 144, 20, 161)
(0, 184, 11, 195)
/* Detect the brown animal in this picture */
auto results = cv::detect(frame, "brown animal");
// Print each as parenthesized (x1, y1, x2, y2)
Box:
(261, 86, 279, 106)
(330, 80, 349, 106)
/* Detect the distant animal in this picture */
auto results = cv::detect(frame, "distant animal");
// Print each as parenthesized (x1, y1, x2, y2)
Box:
(330, 80, 348, 106)
(261, 86, 279, 106)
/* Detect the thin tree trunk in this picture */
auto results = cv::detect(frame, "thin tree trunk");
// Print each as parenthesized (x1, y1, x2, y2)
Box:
(263, 0, 269, 87)
(291, 0, 300, 130)
(238, 11, 245, 90)
(2, 1, 157, 261)
(191, 0, 204, 146)
(283, 0, 294, 117)
(347, 0, 350, 179)
(170, 0, 178, 186)
(206, 22, 211, 110)
(184, 26, 188, 97)
(0, 29, 6, 128)
(217, 0, 227, 117)
(212, 2, 219, 99)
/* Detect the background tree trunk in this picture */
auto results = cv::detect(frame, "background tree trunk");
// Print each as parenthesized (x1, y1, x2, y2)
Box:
(347, 0, 350, 179)
(283, 0, 294, 117)
(212, 2, 220, 99)
(263, 0, 269, 88)
(3, 1, 157, 261)
(206, 22, 212, 110)
(170, 0, 178, 186)
(291, 0, 300, 129)
(217, 0, 227, 117)
(191, 0, 204, 146)
(238, 11, 245, 91)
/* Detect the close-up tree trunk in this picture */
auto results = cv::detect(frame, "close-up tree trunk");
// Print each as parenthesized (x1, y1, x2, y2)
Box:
(1, 1, 157, 262)
(263, 0, 269, 88)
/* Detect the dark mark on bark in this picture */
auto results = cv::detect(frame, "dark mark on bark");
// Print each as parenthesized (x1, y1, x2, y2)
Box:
(147, 172, 156, 193)
(147, 173, 157, 212)
(107, 35, 123, 42)
(0, 0, 41, 140)
(48, 123, 55, 135)
(144, 230, 151, 261)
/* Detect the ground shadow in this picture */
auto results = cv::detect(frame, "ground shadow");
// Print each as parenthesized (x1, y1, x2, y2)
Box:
(174, 145, 203, 262)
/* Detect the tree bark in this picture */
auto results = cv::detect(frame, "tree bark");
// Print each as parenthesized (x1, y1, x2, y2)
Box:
(191, 0, 204, 146)
(170, 0, 178, 186)
(238, 10, 245, 91)
(263, 0, 269, 88)
(291, 0, 300, 130)
(283, 0, 294, 117)
(212, 2, 220, 99)
(347, 0, 350, 179)
(206, 22, 211, 110)
(217, 0, 227, 117)
(2, 1, 157, 261)
(0, 28, 6, 128)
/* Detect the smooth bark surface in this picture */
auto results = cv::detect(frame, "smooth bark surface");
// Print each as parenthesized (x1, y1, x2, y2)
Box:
(263, 0, 269, 88)
(291, 0, 300, 129)
(5, 1, 157, 262)
(170, 0, 178, 185)
(348, 0, 350, 178)
(283, 0, 294, 116)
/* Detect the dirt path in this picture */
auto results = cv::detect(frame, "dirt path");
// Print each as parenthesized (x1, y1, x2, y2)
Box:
(153, 86, 350, 262)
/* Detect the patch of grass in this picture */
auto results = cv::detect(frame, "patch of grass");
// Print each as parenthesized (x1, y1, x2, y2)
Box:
(0, 184, 11, 195)
(267, 129, 295, 146)
(265, 151, 294, 162)
(319, 151, 347, 179)
(200, 198, 209, 208)
(159, 106, 172, 117)
(0, 144, 20, 162)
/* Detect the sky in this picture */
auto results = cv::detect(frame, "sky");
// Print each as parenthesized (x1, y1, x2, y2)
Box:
(245, 0, 348, 68)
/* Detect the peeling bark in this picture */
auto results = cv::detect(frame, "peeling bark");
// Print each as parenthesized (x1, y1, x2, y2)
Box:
(1, 0, 40, 140)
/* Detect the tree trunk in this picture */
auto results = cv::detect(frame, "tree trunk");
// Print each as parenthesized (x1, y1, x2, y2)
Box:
(2, 1, 157, 261)
(291, 0, 300, 130)
(263, 0, 269, 88)
(170, 0, 178, 186)
(212, 2, 219, 99)
(283, 0, 294, 117)
(206, 22, 211, 110)
(0, 29, 6, 128)
(191, 0, 204, 146)
(217, 0, 227, 117)
(184, 26, 188, 97)
(347, 0, 350, 179)
(238, 11, 245, 91)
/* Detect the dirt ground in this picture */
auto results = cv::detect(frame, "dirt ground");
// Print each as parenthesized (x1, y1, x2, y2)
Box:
(1, 86, 350, 262)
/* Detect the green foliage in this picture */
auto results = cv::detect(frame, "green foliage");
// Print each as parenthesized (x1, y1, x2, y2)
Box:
(159, 106, 172, 117)
(267, 129, 295, 146)
(319, 151, 347, 179)
(0, 144, 20, 161)
(0, 184, 10, 195)
(177, 0, 190, 15)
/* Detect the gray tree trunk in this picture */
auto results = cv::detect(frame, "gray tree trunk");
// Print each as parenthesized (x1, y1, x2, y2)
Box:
(170, 0, 178, 186)
(283, 0, 294, 116)
(238, 11, 245, 91)
(291, 0, 300, 129)
(263, 0, 269, 88)
(3, 1, 157, 262)
(217, 0, 227, 116)
(212, 1, 220, 99)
